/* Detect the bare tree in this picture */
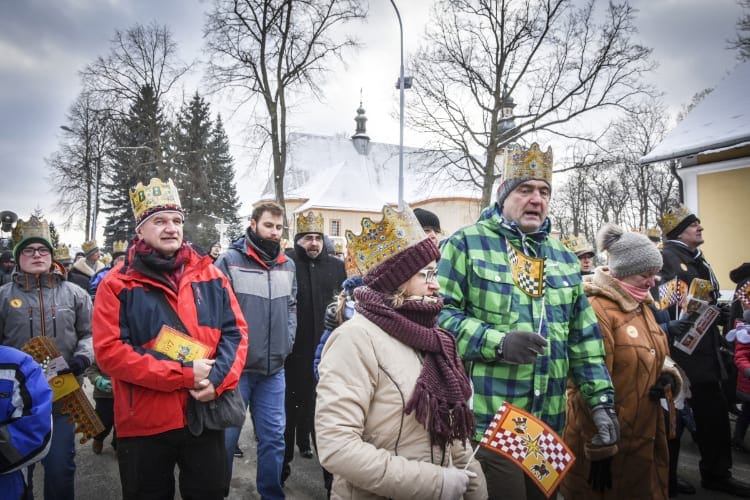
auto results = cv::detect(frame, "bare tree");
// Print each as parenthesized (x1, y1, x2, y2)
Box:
(408, 0, 655, 207)
(730, 0, 750, 60)
(80, 22, 192, 113)
(47, 93, 114, 239)
(551, 98, 678, 237)
(203, 0, 366, 218)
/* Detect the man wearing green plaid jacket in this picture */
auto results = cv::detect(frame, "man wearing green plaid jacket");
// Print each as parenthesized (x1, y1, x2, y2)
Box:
(437, 143, 617, 499)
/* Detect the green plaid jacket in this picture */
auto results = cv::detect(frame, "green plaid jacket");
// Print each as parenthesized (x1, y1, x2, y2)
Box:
(437, 205, 614, 439)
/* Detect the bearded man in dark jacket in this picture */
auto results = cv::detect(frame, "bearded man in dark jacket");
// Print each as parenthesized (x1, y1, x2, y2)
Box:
(283, 211, 346, 484)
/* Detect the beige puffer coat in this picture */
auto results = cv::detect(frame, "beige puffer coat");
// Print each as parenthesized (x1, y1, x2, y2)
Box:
(315, 314, 487, 499)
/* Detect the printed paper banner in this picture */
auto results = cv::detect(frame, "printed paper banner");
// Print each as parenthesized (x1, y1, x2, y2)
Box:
(507, 242, 545, 298)
(480, 402, 575, 498)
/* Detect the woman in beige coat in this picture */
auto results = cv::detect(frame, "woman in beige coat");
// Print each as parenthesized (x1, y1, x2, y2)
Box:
(315, 207, 487, 500)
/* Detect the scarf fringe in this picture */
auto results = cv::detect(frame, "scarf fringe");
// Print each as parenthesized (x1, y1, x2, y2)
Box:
(405, 381, 475, 449)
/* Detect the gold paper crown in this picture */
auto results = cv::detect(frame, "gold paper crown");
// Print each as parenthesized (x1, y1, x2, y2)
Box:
(344, 249, 361, 278)
(345, 205, 426, 274)
(100, 252, 112, 266)
(296, 211, 324, 234)
(54, 245, 72, 262)
(563, 235, 594, 256)
(112, 240, 128, 254)
(129, 178, 183, 226)
(503, 143, 553, 184)
(646, 226, 662, 239)
(13, 216, 51, 245)
(82, 240, 98, 253)
(660, 204, 692, 236)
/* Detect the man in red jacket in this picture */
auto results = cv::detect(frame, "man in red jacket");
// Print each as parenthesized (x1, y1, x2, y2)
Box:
(93, 178, 248, 499)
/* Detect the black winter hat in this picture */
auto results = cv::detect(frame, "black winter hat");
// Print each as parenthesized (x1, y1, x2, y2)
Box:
(413, 208, 441, 232)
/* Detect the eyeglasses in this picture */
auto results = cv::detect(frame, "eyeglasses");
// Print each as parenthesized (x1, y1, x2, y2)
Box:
(418, 268, 438, 283)
(21, 246, 51, 257)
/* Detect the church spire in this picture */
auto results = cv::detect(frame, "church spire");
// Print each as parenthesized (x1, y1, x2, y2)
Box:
(351, 90, 369, 155)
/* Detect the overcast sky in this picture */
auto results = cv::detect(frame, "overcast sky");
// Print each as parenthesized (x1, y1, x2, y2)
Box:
(0, 0, 744, 245)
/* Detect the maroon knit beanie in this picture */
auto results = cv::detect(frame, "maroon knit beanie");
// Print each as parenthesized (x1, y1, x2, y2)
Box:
(363, 238, 441, 293)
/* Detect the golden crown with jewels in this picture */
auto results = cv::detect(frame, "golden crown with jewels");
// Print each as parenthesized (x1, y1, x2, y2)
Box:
(563, 235, 594, 256)
(646, 226, 662, 239)
(82, 240, 98, 253)
(112, 240, 129, 254)
(660, 204, 692, 236)
(54, 245, 72, 262)
(129, 178, 183, 227)
(503, 143, 553, 184)
(13, 216, 51, 245)
(345, 205, 426, 274)
(296, 211, 325, 234)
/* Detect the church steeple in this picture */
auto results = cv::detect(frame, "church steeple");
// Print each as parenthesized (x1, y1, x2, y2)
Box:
(351, 91, 369, 155)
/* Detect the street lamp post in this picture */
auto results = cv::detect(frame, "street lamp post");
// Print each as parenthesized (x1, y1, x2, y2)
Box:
(390, 0, 412, 211)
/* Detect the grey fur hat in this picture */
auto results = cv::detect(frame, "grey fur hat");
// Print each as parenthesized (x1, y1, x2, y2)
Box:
(596, 223, 663, 279)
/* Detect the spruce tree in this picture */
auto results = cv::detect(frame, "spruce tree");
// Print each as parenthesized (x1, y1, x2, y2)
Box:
(100, 85, 170, 247)
(208, 114, 242, 245)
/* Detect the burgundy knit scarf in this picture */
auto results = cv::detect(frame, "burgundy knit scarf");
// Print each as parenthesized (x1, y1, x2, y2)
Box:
(353, 286, 475, 449)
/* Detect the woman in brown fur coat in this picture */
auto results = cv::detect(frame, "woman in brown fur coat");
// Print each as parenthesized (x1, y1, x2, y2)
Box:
(561, 224, 682, 499)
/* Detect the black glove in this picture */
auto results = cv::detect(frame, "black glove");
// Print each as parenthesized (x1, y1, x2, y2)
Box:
(744, 367, 750, 378)
(58, 355, 91, 376)
(648, 372, 677, 401)
(498, 331, 548, 364)
(667, 319, 693, 340)
(588, 457, 613, 492)
(717, 302, 732, 327)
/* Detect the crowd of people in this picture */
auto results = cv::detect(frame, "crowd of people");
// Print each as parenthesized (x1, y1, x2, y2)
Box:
(0, 142, 748, 500)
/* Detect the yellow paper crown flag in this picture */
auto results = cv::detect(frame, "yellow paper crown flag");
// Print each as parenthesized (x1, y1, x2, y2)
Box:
(345, 205, 426, 274)
(479, 402, 575, 498)
(295, 211, 325, 235)
(503, 143, 553, 185)
(129, 178, 183, 228)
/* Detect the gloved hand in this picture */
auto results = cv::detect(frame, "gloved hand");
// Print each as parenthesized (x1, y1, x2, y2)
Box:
(648, 372, 677, 401)
(588, 456, 613, 492)
(499, 331, 548, 364)
(717, 302, 732, 327)
(667, 319, 693, 340)
(591, 405, 619, 446)
(94, 375, 112, 393)
(744, 367, 750, 379)
(440, 467, 476, 500)
(58, 355, 91, 376)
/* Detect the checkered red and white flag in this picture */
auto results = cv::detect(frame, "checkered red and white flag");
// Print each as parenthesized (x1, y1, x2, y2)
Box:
(479, 402, 575, 498)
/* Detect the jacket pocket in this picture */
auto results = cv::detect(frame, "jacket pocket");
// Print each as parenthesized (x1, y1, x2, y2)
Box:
(469, 259, 515, 325)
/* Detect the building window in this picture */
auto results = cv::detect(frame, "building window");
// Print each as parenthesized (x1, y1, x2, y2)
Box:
(330, 219, 341, 236)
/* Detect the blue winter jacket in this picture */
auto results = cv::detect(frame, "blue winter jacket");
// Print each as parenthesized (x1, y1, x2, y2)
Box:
(215, 237, 297, 375)
(0, 345, 53, 498)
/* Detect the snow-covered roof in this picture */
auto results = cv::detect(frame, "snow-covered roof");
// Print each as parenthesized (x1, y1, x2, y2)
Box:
(262, 133, 482, 211)
(640, 61, 750, 164)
